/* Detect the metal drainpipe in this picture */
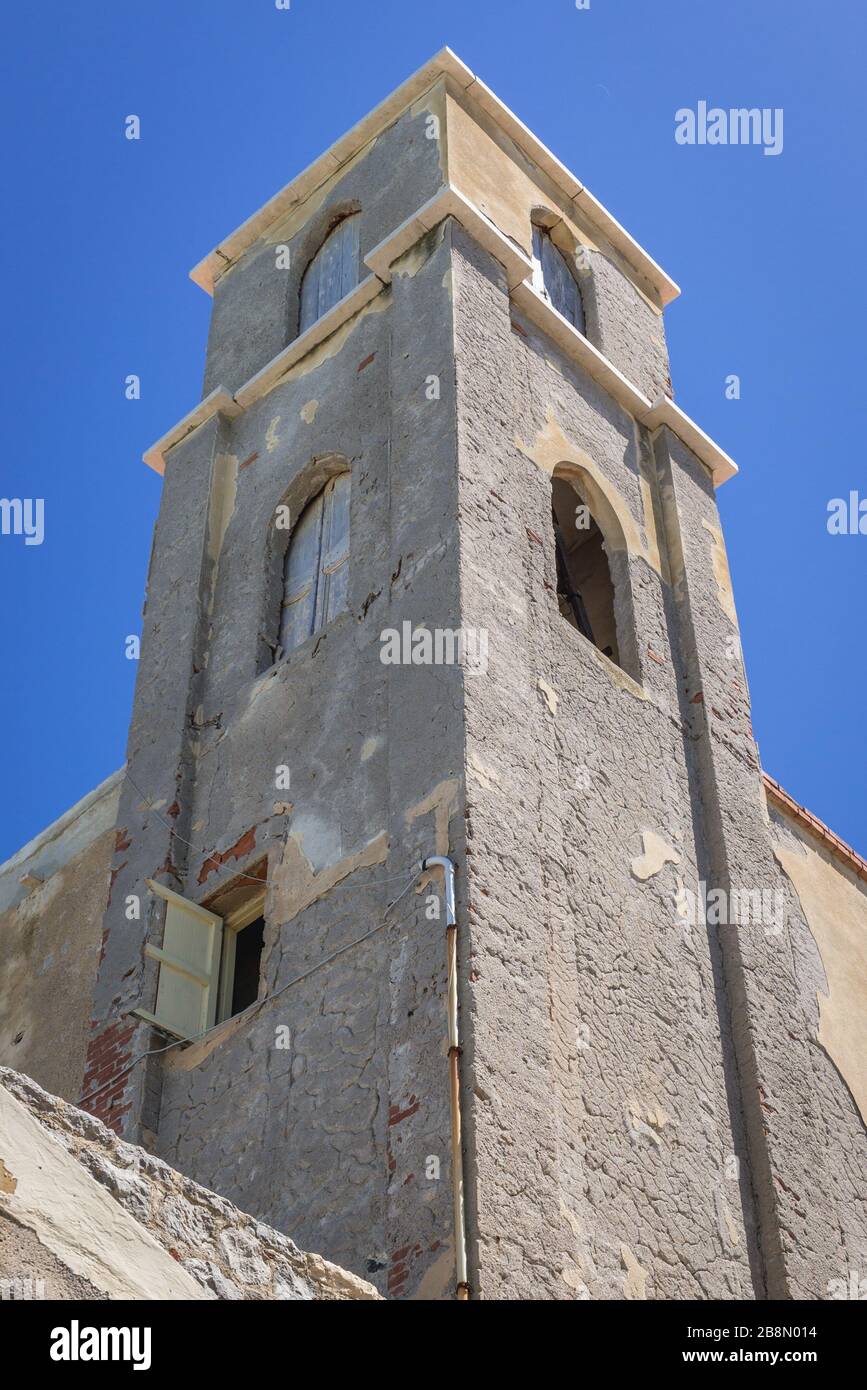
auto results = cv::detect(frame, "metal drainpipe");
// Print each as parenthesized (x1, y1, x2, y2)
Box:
(422, 854, 469, 1300)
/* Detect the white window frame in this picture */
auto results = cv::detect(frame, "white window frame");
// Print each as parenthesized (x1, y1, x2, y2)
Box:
(215, 890, 267, 1024)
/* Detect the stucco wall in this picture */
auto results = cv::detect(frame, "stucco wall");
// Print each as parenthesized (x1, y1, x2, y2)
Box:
(450, 223, 753, 1300)
(87, 210, 468, 1298)
(0, 773, 121, 1103)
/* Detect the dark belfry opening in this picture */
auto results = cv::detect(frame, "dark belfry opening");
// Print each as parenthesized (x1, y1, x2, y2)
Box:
(552, 476, 620, 668)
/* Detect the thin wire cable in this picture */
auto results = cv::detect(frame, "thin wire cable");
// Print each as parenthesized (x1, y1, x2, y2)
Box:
(122, 767, 421, 892)
(77, 868, 426, 1110)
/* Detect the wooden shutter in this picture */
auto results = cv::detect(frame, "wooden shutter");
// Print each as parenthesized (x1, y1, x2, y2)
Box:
(134, 882, 223, 1041)
(280, 474, 350, 654)
(532, 226, 585, 333)
(299, 215, 360, 333)
(318, 472, 351, 626)
(280, 488, 325, 654)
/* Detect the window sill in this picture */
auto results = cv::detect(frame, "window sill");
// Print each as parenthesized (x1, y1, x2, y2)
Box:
(143, 279, 384, 473)
(234, 275, 384, 410)
(145, 188, 735, 487)
(255, 609, 351, 685)
(556, 608, 649, 703)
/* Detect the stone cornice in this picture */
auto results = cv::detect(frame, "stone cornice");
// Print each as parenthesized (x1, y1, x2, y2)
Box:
(145, 190, 735, 487)
(188, 48, 679, 309)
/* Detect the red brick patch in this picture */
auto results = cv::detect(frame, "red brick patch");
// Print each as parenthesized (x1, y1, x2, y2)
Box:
(81, 1020, 138, 1133)
(198, 826, 257, 885)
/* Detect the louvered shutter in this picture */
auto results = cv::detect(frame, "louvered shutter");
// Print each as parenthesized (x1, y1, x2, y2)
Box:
(280, 489, 325, 654)
(532, 226, 585, 333)
(280, 475, 350, 654)
(318, 472, 351, 626)
(134, 882, 223, 1041)
(299, 215, 360, 333)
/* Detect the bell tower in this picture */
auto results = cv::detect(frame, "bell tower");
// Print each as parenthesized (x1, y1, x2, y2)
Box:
(82, 50, 867, 1300)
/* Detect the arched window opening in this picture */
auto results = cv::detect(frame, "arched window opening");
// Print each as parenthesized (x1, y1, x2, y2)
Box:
(532, 224, 585, 333)
(552, 476, 620, 666)
(299, 214, 360, 334)
(280, 472, 350, 655)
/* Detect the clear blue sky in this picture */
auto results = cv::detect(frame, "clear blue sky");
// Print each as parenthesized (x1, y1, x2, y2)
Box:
(1, 0, 864, 861)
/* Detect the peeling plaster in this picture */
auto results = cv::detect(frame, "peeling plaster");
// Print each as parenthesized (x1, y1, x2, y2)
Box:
(166, 1002, 257, 1073)
(715, 1188, 741, 1250)
(774, 838, 867, 1124)
(409, 81, 448, 181)
(561, 1261, 587, 1295)
(265, 417, 282, 454)
(537, 677, 559, 717)
(263, 144, 369, 248)
(207, 454, 238, 566)
(585, 636, 650, 703)
(300, 399, 319, 425)
(268, 830, 389, 927)
(701, 518, 737, 625)
(404, 779, 460, 859)
(275, 289, 389, 386)
(360, 736, 382, 763)
(410, 1239, 454, 1299)
(631, 831, 680, 881)
(620, 1243, 648, 1300)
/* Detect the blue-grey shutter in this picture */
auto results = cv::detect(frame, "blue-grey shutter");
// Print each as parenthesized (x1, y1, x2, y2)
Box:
(280, 490, 325, 654)
(299, 215, 360, 333)
(279, 473, 351, 654)
(318, 472, 351, 625)
(299, 254, 321, 336)
(532, 226, 585, 334)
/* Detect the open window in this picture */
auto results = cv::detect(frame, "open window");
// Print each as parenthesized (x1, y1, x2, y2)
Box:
(135, 875, 267, 1041)
(214, 886, 267, 1024)
(299, 214, 360, 334)
(531, 223, 585, 333)
(552, 475, 620, 667)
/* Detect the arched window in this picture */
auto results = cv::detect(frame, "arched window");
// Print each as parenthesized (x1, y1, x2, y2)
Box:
(532, 225, 585, 333)
(299, 214, 360, 334)
(552, 475, 620, 666)
(280, 472, 350, 655)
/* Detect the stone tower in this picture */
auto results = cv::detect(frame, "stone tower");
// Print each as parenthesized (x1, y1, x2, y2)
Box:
(81, 50, 867, 1300)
